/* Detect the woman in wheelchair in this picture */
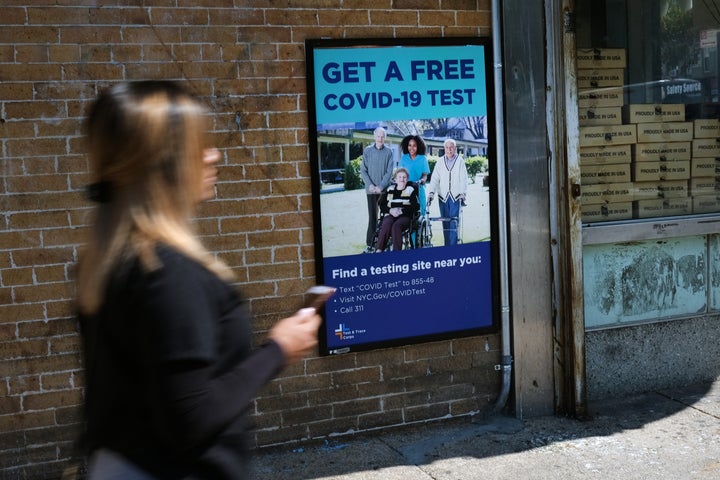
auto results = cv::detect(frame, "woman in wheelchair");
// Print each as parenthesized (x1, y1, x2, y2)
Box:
(375, 168, 419, 252)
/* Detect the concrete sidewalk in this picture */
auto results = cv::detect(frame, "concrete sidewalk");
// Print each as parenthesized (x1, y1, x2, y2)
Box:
(250, 379, 720, 479)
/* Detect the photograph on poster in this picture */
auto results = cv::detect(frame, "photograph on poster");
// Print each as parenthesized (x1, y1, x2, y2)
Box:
(305, 37, 500, 355)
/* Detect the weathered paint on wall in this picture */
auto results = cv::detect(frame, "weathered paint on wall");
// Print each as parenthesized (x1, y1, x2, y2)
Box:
(583, 236, 707, 328)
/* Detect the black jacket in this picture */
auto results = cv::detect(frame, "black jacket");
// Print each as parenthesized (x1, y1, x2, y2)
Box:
(80, 245, 284, 479)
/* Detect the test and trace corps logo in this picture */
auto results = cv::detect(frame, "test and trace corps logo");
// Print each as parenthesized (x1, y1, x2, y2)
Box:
(335, 323, 348, 340)
(334, 323, 365, 341)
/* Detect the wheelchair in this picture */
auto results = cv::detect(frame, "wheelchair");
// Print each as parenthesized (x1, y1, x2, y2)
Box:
(371, 210, 431, 251)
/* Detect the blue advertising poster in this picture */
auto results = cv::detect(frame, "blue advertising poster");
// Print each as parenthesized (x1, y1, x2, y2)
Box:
(305, 38, 498, 355)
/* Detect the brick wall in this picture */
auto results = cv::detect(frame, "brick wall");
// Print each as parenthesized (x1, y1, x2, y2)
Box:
(0, 1, 498, 478)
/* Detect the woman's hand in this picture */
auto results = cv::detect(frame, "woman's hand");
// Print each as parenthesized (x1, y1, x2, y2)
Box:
(267, 308, 321, 365)
(390, 207, 402, 217)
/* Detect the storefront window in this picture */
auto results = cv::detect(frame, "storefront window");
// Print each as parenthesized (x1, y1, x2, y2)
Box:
(576, 0, 720, 224)
(575, 1, 720, 328)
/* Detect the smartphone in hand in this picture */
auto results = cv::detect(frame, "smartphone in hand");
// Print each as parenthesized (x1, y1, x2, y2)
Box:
(303, 285, 336, 310)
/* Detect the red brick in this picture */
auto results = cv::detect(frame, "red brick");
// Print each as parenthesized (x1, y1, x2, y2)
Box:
(247, 263, 300, 282)
(6, 138, 69, 158)
(0, 339, 47, 360)
(273, 247, 303, 264)
(237, 26, 292, 43)
(247, 410, 282, 431)
(79, 44, 112, 62)
(0, 64, 62, 81)
(49, 335, 81, 355)
(45, 299, 75, 321)
(2, 191, 85, 211)
(6, 174, 72, 194)
(358, 409, 404, 430)
(25, 422, 80, 446)
(0, 304, 45, 324)
(247, 229, 301, 249)
(332, 366, 381, 386)
(42, 227, 87, 247)
(0, 83, 34, 101)
(11, 247, 75, 268)
(0, 410, 55, 434)
(208, 8, 263, 26)
(58, 25, 122, 43)
(28, 7, 92, 25)
(17, 318, 79, 340)
(0, 443, 57, 469)
(15, 45, 49, 63)
(220, 216, 273, 234)
(405, 340, 452, 361)
(281, 404, 332, 426)
(254, 423, 308, 446)
(394, 0, 441, 8)
(318, 10, 370, 27)
(55, 405, 83, 425)
(88, 6, 153, 25)
(40, 372, 74, 391)
(404, 403, 450, 423)
(255, 391, 308, 414)
(332, 397, 381, 417)
(305, 416, 359, 438)
(9, 375, 40, 396)
(271, 372, 332, 394)
(1, 267, 34, 287)
(266, 9, 319, 26)
(0, 26, 59, 44)
(0, 396, 22, 415)
(238, 280, 275, 299)
(48, 44, 81, 63)
(0, 7, 27, 24)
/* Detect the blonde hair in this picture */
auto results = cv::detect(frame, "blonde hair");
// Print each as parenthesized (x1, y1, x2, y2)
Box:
(393, 167, 410, 180)
(77, 81, 233, 315)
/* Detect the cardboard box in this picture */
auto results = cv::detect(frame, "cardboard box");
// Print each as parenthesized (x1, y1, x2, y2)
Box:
(578, 107, 622, 126)
(582, 202, 633, 223)
(692, 138, 720, 158)
(694, 119, 720, 139)
(636, 197, 692, 218)
(633, 160, 690, 182)
(579, 125, 637, 147)
(632, 180, 689, 201)
(691, 157, 720, 177)
(693, 195, 720, 214)
(578, 88, 624, 108)
(633, 142, 692, 162)
(582, 163, 632, 185)
(577, 69, 625, 89)
(623, 104, 685, 123)
(636, 122, 694, 143)
(581, 182, 634, 205)
(690, 177, 720, 196)
(580, 145, 632, 165)
(576, 48, 627, 69)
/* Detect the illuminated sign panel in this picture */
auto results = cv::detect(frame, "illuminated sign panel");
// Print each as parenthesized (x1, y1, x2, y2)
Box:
(305, 37, 500, 355)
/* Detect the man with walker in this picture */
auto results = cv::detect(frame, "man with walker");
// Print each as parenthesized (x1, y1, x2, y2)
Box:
(427, 138, 468, 246)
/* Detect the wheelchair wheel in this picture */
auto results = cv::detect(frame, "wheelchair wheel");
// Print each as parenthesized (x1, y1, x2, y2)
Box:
(417, 218, 431, 248)
(401, 232, 411, 250)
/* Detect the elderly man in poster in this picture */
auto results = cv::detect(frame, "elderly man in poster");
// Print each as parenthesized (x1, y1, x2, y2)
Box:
(360, 127, 395, 253)
(427, 138, 468, 246)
